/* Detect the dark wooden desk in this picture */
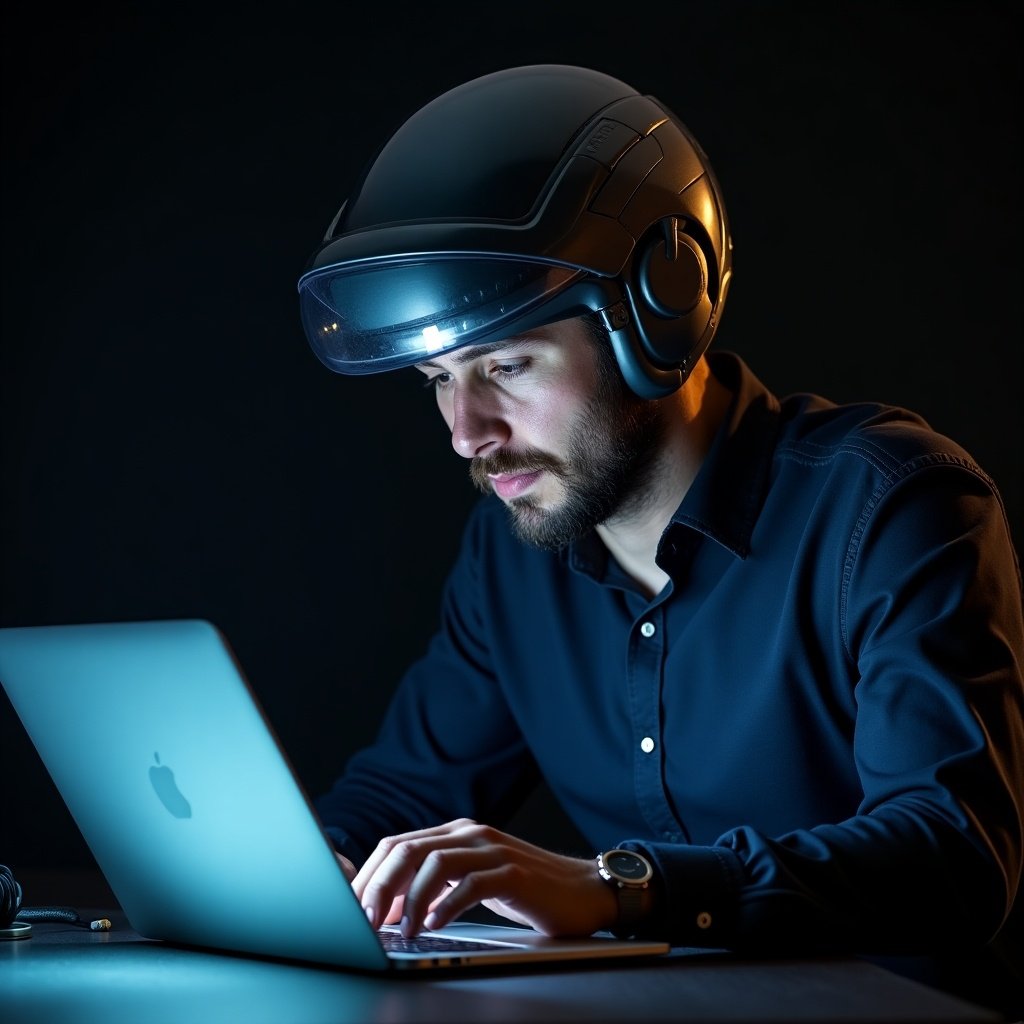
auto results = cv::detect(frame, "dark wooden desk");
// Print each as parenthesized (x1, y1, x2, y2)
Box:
(0, 871, 1002, 1024)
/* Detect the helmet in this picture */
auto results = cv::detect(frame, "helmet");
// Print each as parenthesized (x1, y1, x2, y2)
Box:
(297, 64, 732, 398)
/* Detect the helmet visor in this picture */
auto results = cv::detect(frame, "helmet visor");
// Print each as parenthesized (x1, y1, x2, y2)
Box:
(298, 256, 585, 374)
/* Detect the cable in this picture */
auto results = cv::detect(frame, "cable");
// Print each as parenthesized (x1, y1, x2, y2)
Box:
(1, 863, 111, 938)
(16, 906, 112, 930)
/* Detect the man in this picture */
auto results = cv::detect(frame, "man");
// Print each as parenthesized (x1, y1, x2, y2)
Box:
(297, 65, 1023, 1017)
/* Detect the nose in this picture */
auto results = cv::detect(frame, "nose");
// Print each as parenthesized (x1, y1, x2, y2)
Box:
(447, 381, 511, 459)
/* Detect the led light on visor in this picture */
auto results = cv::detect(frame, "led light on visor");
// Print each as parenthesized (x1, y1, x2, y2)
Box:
(298, 257, 584, 374)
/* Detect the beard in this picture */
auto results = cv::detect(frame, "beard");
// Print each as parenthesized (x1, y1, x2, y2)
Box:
(468, 358, 666, 551)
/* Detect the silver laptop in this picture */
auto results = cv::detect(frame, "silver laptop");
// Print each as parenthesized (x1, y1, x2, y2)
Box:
(0, 619, 669, 971)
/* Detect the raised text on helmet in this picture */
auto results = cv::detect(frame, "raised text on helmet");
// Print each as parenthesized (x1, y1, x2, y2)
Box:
(585, 121, 618, 155)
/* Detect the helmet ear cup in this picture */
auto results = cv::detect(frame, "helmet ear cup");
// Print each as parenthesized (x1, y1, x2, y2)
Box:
(638, 224, 707, 319)
(625, 219, 715, 382)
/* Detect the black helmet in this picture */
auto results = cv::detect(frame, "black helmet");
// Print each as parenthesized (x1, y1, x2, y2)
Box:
(297, 64, 732, 398)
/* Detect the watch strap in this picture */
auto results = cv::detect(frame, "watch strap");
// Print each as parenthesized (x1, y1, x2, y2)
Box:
(611, 882, 650, 938)
(596, 849, 654, 938)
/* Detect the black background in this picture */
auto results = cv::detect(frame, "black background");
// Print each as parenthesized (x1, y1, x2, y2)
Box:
(1, 1, 1020, 871)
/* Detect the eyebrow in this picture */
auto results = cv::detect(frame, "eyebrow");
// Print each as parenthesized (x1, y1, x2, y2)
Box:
(416, 339, 537, 370)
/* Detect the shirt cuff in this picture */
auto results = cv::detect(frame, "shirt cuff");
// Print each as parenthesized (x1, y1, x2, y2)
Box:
(617, 839, 744, 946)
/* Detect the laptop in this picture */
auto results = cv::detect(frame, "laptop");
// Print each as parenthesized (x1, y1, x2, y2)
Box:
(0, 618, 670, 971)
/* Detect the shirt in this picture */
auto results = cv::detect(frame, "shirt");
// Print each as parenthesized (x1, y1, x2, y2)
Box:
(314, 351, 1023, 1011)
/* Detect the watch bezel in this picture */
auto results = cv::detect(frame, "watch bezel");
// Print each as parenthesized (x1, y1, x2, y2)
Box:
(597, 848, 653, 888)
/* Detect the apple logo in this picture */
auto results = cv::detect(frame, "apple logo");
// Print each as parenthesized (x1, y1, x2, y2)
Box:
(149, 752, 192, 818)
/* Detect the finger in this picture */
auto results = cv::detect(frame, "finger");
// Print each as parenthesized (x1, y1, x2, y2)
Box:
(420, 862, 527, 932)
(381, 893, 405, 927)
(353, 819, 478, 895)
(356, 822, 483, 927)
(335, 853, 357, 881)
(399, 846, 511, 935)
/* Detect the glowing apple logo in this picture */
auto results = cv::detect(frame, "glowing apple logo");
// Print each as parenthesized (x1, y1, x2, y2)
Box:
(148, 752, 192, 818)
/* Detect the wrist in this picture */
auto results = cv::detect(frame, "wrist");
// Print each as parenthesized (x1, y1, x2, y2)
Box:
(596, 848, 656, 938)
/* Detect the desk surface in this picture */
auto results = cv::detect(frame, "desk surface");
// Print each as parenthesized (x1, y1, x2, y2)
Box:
(0, 873, 1002, 1024)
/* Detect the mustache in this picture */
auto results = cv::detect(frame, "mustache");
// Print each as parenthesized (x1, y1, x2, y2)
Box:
(469, 448, 565, 493)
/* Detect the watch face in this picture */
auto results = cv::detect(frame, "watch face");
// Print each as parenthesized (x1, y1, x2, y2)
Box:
(604, 850, 651, 882)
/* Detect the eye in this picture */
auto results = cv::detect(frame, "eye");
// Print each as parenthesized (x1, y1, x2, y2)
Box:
(422, 371, 453, 392)
(493, 360, 528, 380)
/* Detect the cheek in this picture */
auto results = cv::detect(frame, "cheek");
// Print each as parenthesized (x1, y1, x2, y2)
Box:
(434, 394, 455, 432)
(517, 383, 591, 445)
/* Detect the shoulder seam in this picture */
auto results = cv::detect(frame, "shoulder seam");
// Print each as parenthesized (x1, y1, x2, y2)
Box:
(838, 452, 1005, 658)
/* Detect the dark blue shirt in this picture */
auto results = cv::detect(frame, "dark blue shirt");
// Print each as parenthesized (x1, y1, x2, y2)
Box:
(315, 352, 1023, 1006)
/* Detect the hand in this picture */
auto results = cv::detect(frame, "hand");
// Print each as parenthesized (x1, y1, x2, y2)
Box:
(351, 818, 619, 939)
(334, 852, 357, 881)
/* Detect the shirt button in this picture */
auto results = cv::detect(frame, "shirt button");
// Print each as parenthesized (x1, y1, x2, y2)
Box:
(696, 912, 712, 929)
(640, 737, 655, 753)
(640, 622, 656, 638)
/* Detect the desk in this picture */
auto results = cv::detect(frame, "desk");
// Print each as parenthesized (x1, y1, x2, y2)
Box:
(0, 872, 1002, 1024)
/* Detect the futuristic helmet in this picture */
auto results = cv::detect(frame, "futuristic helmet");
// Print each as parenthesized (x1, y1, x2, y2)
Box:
(297, 64, 732, 399)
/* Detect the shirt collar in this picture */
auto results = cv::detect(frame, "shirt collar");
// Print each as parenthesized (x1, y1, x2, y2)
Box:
(565, 351, 781, 579)
(666, 351, 782, 560)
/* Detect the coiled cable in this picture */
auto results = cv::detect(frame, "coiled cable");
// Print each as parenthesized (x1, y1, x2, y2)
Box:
(1, 863, 111, 937)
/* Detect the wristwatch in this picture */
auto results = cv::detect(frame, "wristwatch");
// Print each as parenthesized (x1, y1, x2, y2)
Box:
(596, 848, 654, 938)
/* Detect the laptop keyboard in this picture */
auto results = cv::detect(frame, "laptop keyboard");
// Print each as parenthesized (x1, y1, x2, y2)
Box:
(378, 929, 515, 954)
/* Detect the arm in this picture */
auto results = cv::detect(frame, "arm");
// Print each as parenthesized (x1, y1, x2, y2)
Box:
(314, 501, 541, 866)
(353, 458, 1024, 962)
(628, 457, 1024, 954)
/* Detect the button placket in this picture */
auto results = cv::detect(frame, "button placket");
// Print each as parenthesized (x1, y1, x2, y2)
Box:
(628, 604, 677, 835)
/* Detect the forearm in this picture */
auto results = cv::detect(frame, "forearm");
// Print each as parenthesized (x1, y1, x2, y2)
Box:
(622, 799, 1012, 954)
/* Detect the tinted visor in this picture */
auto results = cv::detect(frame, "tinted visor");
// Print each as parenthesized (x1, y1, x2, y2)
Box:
(298, 256, 586, 374)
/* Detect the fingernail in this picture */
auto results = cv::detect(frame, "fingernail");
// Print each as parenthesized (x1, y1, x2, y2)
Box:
(400, 915, 412, 937)
(424, 912, 438, 932)
(364, 904, 375, 928)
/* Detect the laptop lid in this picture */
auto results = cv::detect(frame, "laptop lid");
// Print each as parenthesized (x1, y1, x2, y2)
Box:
(0, 619, 669, 971)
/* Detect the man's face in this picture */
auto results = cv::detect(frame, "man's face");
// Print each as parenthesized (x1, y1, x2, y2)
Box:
(415, 317, 664, 550)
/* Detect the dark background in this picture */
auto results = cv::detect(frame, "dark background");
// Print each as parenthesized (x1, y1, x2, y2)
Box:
(2, 1, 1020, 872)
